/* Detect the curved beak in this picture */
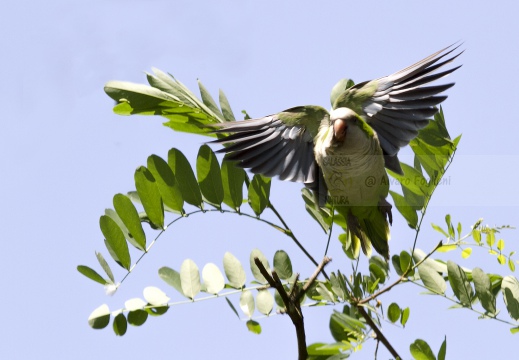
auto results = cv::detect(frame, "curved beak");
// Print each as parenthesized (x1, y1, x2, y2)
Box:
(333, 118, 347, 142)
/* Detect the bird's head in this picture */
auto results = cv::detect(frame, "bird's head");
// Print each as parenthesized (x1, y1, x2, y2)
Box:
(330, 107, 374, 146)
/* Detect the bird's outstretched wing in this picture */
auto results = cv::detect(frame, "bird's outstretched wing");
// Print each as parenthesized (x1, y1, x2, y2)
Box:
(335, 44, 463, 173)
(209, 106, 328, 187)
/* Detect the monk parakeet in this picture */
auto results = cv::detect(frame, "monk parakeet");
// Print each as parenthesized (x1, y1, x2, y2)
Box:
(210, 45, 462, 259)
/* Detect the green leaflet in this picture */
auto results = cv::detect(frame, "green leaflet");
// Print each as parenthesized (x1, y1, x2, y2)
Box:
(240, 290, 255, 318)
(246, 320, 261, 334)
(447, 260, 473, 307)
(219, 89, 236, 122)
(158, 267, 184, 296)
(180, 259, 201, 299)
(105, 77, 220, 136)
(387, 303, 401, 323)
(329, 310, 365, 343)
(143, 286, 170, 306)
(389, 190, 418, 229)
(202, 263, 225, 294)
(96, 251, 115, 283)
(88, 304, 110, 329)
(147, 155, 183, 213)
(198, 79, 224, 121)
(113, 313, 127, 336)
(388, 163, 429, 197)
(472, 267, 497, 315)
(410, 339, 436, 360)
(113, 194, 146, 251)
(256, 290, 274, 315)
(417, 262, 446, 294)
(250, 249, 270, 284)
(273, 250, 293, 280)
(223, 252, 246, 289)
(99, 215, 131, 270)
(248, 174, 271, 216)
(221, 159, 245, 211)
(196, 145, 224, 208)
(502, 276, 519, 320)
(127, 310, 148, 326)
(134, 166, 164, 229)
(401, 307, 410, 327)
(77, 265, 108, 285)
(301, 188, 332, 233)
(168, 148, 203, 208)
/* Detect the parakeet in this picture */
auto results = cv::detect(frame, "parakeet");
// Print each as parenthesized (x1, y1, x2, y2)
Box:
(210, 44, 462, 259)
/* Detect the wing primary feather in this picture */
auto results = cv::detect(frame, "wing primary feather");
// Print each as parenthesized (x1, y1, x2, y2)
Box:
(381, 96, 447, 109)
(389, 83, 454, 100)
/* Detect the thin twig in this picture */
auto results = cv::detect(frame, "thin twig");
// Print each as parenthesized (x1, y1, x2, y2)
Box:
(299, 257, 332, 300)
(359, 240, 443, 305)
(269, 203, 330, 280)
(254, 256, 331, 360)
(357, 305, 401, 360)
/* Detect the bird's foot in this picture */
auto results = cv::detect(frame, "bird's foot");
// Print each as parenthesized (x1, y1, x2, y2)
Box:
(378, 198, 393, 225)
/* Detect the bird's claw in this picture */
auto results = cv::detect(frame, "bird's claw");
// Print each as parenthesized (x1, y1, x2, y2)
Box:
(379, 198, 393, 225)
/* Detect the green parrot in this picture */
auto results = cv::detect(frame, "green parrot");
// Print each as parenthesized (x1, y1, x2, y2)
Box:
(210, 45, 462, 260)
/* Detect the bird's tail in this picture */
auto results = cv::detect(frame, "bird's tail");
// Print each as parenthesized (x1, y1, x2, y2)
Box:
(338, 207, 390, 260)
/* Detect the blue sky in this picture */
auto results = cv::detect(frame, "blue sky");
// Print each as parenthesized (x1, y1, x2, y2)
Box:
(2, 1, 519, 359)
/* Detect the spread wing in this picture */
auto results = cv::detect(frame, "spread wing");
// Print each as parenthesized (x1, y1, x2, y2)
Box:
(209, 107, 326, 186)
(333, 45, 463, 174)
(340, 44, 462, 173)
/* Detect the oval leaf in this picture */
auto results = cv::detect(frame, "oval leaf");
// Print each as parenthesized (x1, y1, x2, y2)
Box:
(387, 303, 401, 323)
(143, 286, 170, 306)
(273, 250, 293, 280)
(240, 290, 255, 318)
(461, 247, 472, 259)
(447, 260, 473, 307)
(125, 298, 147, 311)
(113, 194, 146, 251)
(246, 319, 261, 334)
(472, 267, 496, 315)
(221, 159, 245, 211)
(113, 313, 127, 336)
(168, 148, 203, 208)
(180, 259, 201, 299)
(88, 304, 110, 329)
(250, 249, 270, 284)
(158, 266, 184, 296)
(401, 307, 410, 327)
(134, 166, 164, 229)
(99, 215, 131, 270)
(96, 252, 115, 283)
(417, 263, 446, 294)
(223, 252, 246, 289)
(248, 174, 271, 216)
(219, 89, 236, 122)
(197, 145, 224, 207)
(502, 276, 519, 320)
(256, 290, 274, 315)
(127, 310, 148, 326)
(389, 190, 418, 229)
(410, 339, 436, 360)
(77, 265, 108, 285)
(202, 263, 225, 294)
(147, 155, 183, 213)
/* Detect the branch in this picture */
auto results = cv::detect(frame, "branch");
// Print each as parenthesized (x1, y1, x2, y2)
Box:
(357, 305, 401, 360)
(359, 240, 443, 305)
(269, 203, 330, 280)
(254, 256, 331, 360)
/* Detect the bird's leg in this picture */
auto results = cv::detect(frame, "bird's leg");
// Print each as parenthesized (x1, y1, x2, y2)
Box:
(378, 197, 393, 225)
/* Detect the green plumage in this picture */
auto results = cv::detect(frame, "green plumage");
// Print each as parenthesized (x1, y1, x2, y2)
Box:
(210, 44, 462, 260)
